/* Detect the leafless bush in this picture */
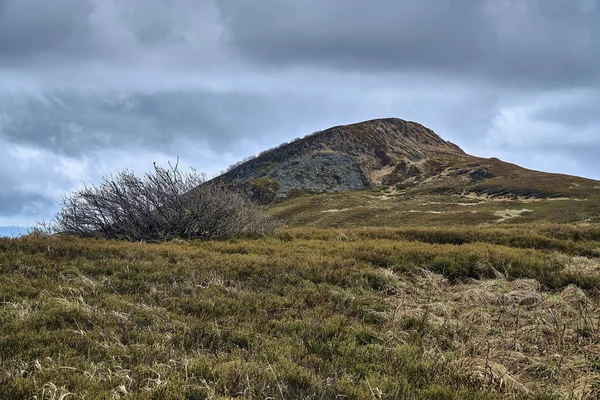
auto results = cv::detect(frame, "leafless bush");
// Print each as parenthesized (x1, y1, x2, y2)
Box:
(53, 161, 278, 241)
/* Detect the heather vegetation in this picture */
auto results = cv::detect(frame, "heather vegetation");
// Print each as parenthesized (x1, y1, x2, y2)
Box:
(2, 224, 600, 399)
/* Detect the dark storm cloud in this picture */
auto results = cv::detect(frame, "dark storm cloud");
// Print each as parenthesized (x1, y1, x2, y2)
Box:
(0, 89, 356, 157)
(0, 0, 93, 61)
(0, 0, 224, 66)
(0, 0, 599, 229)
(218, 0, 600, 86)
(218, 0, 486, 69)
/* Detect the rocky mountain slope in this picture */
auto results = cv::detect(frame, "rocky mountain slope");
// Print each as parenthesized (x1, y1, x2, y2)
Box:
(216, 118, 600, 204)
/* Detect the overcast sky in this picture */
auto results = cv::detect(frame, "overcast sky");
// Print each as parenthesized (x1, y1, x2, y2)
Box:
(1, 0, 599, 230)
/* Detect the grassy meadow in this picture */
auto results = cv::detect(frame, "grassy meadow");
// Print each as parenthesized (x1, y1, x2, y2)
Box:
(2, 222, 600, 399)
(269, 190, 600, 228)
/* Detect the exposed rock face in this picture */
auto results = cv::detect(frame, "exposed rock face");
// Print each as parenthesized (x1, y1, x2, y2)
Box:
(270, 153, 366, 198)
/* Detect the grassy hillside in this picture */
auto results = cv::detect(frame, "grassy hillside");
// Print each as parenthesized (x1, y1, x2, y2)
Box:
(215, 118, 600, 204)
(2, 225, 600, 399)
(269, 190, 600, 227)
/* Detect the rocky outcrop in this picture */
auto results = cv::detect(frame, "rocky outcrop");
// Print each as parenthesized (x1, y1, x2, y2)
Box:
(270, 153, 366, 198)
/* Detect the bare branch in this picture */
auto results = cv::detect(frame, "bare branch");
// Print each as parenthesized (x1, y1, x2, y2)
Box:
(53, 161, 279, 241)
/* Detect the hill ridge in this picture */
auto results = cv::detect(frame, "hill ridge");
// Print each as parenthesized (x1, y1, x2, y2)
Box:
(215, 118, 600, 203)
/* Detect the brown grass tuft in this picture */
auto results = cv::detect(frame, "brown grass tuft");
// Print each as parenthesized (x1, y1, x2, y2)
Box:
(388, 272, 600, 398)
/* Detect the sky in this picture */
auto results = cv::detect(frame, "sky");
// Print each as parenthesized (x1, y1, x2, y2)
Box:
(0, 0, 599, 232)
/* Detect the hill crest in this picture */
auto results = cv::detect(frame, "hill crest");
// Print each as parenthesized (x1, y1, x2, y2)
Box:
(216, 118, 600, 203)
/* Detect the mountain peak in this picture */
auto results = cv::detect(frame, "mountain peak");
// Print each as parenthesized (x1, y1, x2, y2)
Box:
(216, 118, 597, 203)
(338, 117, 465, 158)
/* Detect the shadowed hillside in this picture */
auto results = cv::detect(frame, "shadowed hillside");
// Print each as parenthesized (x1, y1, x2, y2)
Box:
(210, 118, 600, 227)
(217, 118, 600, 206)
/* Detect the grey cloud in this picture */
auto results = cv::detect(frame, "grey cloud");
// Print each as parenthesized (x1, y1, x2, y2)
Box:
(218, 0, 487, 70)
(0, 0, 599, 228)
(494, 139, 600, 164)
(532, 94, 600, 128)
(0, 143, 73, 224)
(0, 88, 371, 157)
(0, 191, 55, 218)
(0, 0, 224, 66)
(0, 0, 93, 61)
(490, 145, 600, 180)
(218, 0, 600, 86)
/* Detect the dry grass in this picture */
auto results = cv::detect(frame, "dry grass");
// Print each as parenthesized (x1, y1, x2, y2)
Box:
(269, 190, 600, 227)
(1, 224, 599, 398)
(388, 270, 600, 398)
(494, 209, 533, 222)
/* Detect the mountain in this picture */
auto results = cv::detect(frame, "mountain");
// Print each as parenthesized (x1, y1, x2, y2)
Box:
(217, 118, 600, 205)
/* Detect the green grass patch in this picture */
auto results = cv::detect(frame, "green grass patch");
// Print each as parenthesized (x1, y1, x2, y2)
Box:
(1, 225, 599, 398)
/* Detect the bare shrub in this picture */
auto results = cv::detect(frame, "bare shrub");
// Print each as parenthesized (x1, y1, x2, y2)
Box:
(53, 161, 278, 241)
(226, 154, 257, 172)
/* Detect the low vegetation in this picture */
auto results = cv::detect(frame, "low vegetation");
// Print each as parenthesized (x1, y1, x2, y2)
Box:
(1, 224, 600, 399)
(269, 190, 600, 227)
(54, 162, 277, 242)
